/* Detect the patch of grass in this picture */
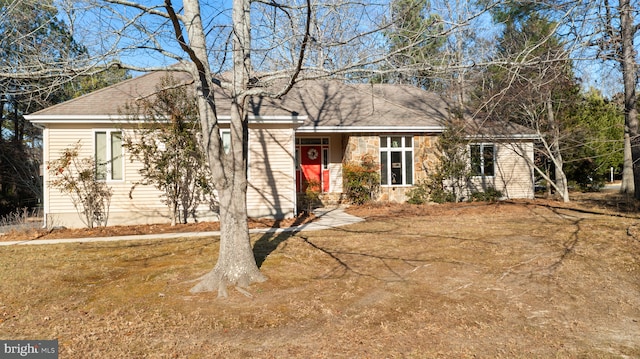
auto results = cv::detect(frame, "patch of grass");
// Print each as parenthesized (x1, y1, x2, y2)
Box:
(1, 201, 640, 357)
(0, 207, 41, 234)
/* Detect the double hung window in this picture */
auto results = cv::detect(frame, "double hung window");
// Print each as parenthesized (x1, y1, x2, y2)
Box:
(470, 143, 495, 177)
(95, 131, 123, 181)
(221, 129, 231, 154)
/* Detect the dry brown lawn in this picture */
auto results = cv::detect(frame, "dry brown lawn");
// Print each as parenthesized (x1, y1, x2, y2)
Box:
(1, 194, 640, 358)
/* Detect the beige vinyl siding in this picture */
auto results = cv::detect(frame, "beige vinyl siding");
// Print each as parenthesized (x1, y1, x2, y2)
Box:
(45, 125, 182, 228)
(46, 125, 95, 216)
(494, 141, 535, 199)
(468, 141, 534, 199)
(247, 126, 296, 219)
(43, 122, 297, 227)
(329, 163, 343, 194)
(327, 134, 343, 193)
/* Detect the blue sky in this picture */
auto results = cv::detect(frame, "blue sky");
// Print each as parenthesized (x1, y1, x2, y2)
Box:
(59, 0, 628, 98)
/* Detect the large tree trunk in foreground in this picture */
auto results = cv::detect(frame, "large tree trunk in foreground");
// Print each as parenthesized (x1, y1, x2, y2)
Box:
(189, 177, 266, 296)
(189, 95, 267, 295)
(620, 0, 640, 199)
(173, 0, 265, 296)
(547, 99, 569, 202)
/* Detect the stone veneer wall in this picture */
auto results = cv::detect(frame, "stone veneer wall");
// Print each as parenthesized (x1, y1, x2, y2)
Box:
(342, 133, 440, 203)
(413, 135, 440, 183)
(343, 135, 380, 163)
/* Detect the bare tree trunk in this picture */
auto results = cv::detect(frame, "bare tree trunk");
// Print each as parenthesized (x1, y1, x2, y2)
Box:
(173, 0, 266, 296)
(547, 99, 569, 202)
(190, 179, 265, 296)
(453, 0, 467, 112)
(621, 132, 634, 193)
(171, 199, 177, 226)
(619, 0, 640, 199)
(0, 98, 5, 142)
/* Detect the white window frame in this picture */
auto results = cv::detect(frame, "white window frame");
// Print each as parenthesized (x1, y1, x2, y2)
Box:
(379, 135, 414, 186)
(94, 129, 124, 181)
(220, 129, 231, 155)
(470, 143, 495, 177)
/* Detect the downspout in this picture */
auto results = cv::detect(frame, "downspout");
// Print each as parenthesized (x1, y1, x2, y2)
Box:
(292, 128, 298, 217)
(31, 122, 47, 229)
(291, 115, 307, 217)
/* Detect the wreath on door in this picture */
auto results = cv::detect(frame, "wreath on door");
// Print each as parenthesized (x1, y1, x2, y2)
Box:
(307, 148, 319, 160)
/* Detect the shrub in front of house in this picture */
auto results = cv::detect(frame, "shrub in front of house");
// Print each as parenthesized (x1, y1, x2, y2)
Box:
(470, 187, 503, 202)
(343, 154, 380, 205)
(406, 180, 430, 204)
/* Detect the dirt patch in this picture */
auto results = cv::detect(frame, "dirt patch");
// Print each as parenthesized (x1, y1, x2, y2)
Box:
(1, 194, 640, 357)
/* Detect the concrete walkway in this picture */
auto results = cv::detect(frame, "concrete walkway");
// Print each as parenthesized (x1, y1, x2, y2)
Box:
(0, 207, 364, 246)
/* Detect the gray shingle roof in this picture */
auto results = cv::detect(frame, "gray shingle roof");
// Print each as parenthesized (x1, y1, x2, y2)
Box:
(30, 71, 193, 117)
(29, 70, 452, 130)
(250, 80, 451, 129)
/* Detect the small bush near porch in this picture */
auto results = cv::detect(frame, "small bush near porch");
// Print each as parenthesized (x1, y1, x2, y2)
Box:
(342, 154, 380, 204)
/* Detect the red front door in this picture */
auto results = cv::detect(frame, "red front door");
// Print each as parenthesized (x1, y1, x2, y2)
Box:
(300, 145, 322, 192)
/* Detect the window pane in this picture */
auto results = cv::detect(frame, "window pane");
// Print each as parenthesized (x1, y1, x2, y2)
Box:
(484, 145, 495, 176)
(391, 137, 402, 148)
(323, 148, 328, 169)
(111, 132, 123, 180)
(405, 151, 413, 185)
(379, 136, 388, 148)
(95, 132, 107, 180)
(380, 151, 388, 185)
(221, 131, 231, 154)
(300, 138, 322, 145)
(405, 136, 412, 147)
(391, 151, 402, 184)
(470, 145, 481, 176)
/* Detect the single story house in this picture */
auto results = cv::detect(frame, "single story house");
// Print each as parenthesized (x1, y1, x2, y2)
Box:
(26, 70, 537, 228)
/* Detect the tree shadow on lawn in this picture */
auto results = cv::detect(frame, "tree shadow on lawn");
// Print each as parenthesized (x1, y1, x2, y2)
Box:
(252, 210, 398, 268)
(253, 215, 308, 268)
(252, 202, 612, 284)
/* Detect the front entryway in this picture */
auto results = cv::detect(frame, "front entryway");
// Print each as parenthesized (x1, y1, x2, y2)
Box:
(296, 138, 329, 193)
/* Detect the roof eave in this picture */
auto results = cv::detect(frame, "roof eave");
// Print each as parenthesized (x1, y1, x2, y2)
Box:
(25, 114, 307, 126)
(24, 115, 144, 124)
(296, 125, 445, 133)
(466, 134, 541, 141)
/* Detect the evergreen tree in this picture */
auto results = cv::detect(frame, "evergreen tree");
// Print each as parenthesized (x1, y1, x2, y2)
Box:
(0, 1, 128, 216)
(378, 0, 445, 89)
(563, 89, 624, 190)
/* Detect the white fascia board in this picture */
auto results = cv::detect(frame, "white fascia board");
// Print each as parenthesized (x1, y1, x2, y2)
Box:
(296, 125, 445, 133)
(246, 115, 307, 125)
(24, 115, 147, 124)
(25, 114, 307, 126)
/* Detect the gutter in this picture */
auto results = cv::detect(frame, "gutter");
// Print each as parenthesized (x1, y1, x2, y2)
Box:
(465, 133, 541, 141)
